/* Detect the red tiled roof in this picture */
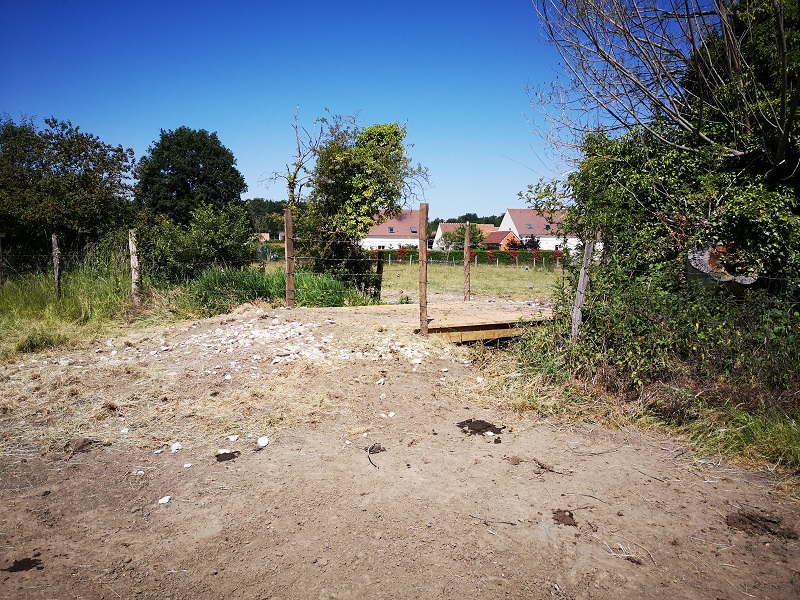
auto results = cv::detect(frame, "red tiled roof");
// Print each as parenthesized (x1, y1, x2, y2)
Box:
(482, 230, 517, 245)
(365, 210, 421, 237)
(506, 208, 564, 236)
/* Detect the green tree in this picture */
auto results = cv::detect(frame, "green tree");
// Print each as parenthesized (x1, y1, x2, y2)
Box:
(245, 198, 286, 239)
(297, 118, 428, 289)
(441, 223, 485, 250)
(0, 115, 134, 260)
(137, 203, 256, 281)
(135, 127, 247, 224)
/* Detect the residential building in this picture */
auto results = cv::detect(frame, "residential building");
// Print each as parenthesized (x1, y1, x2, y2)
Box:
(361, 210, 421, 250)
(481, 230, 520, 251)
(499, 208, 579, 251)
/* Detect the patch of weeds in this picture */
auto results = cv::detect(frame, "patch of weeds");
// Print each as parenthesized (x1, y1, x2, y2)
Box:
(15, 328, 70, 354)
(681, 406, 800, 472)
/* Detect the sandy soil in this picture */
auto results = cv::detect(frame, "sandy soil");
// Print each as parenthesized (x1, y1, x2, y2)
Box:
(1, 299, 799, 599)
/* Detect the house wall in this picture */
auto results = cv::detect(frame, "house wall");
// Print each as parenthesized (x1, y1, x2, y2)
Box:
(498, 213, 517, 237)
(500, 213, 581, 251)
(360, 237, 419, 250)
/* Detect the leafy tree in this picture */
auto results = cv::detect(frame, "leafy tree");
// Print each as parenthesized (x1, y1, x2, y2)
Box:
(135, 127, 247, 224)
(297, 118, 428, 289)
(447, 213, 504, 227)
(0, 115, 135, 260)
(245, 198, 286, 239)
(440, 223, 485, 250)
(137, 203, 256, 281)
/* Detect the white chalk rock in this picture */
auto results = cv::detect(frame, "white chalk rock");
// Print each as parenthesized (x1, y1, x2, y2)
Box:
(158, 496, 171, 504)
(171, 442, 183, 453)
(228, 434, 239, 442)
(257, 436, 270, 447)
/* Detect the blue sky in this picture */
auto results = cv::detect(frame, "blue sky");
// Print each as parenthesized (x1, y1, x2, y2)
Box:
(1, 0, 564, 220)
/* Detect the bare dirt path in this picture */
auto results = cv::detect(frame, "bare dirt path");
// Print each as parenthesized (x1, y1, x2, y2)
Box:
(1, 300, 798, 599)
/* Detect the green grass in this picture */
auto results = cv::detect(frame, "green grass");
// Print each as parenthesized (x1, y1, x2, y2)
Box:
(380, 262, 561, 301)
(186, 267, 376, 315)
(681, 406, 800, 470)
(0, 261, 378, 358)
(0, 258, 133, 359)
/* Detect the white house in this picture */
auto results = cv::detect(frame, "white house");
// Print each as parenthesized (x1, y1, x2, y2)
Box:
(499, 208, 580, 251)
(361, 210, 421, 250)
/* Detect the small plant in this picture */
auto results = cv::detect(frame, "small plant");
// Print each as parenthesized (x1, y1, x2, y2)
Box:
(396, 247, 409, 261)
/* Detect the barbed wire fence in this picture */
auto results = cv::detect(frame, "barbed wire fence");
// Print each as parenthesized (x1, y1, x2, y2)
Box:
(2, 206, 796, 335)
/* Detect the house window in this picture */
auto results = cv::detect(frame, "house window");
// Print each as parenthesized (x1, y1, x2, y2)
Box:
(388, 226, 395, 233)
(545, 224, 551, 230)
(378, 245, 385, 250)
(526, 224, 533, 230)
(410, 227, 417, 234)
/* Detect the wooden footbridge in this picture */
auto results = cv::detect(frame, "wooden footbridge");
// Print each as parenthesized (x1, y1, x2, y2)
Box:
(415, 306, 553, 343)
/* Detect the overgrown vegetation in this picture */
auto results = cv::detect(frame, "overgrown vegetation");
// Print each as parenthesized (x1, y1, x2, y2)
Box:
(0, 251, 374, 358)
(517, 0, 800, 472)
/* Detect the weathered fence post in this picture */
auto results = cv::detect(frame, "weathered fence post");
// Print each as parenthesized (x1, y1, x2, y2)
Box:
(419, 203, 429, 336)
(128, 229, 141, 306)
(373, 251, 384, 301)
(284, 207, 295, 308)
(570, 237, 596, 342)
(51, 234, 61, 299)
(463, 221, 470, 301)
(0, 236, 5, 286)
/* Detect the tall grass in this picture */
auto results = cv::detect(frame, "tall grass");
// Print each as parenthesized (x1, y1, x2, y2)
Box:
(186, 267, 375, 315)
(0, 252, 133, 358)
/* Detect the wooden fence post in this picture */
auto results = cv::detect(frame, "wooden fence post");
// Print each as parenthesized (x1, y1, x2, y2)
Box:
(128, 229, 141, 306)
(463, 222, 470, 301)
(419, 203, 429, 336)
(571, 237, 596, 342)
(0, 236, 5, 286)
(284, 207, 295, 308)
(51, 234, 61, 299)
(373, 251, 384, 301)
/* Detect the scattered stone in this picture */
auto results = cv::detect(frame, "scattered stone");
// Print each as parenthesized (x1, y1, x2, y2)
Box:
(227, 435, 239, 442)
(257, 436, 270, 448)
(170, 442, 183, 453)
(158, 496, 171, 505)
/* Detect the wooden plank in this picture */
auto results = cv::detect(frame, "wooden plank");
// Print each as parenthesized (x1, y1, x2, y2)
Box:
(415, 316, 548, 342)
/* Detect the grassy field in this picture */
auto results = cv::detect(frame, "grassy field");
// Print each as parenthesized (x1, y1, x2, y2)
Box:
(379, 262, 561, 301)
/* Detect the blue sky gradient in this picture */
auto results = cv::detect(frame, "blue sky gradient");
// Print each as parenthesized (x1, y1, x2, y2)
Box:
(1, 0, 563, 219)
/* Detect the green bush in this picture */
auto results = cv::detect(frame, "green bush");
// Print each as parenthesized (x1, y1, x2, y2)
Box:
(511, 262, 800, 470)
(186, 267, 374, 315)
(138, 204, 256, 281)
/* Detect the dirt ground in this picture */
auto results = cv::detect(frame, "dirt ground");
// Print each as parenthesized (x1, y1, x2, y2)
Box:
(1, 298, 799, 599)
